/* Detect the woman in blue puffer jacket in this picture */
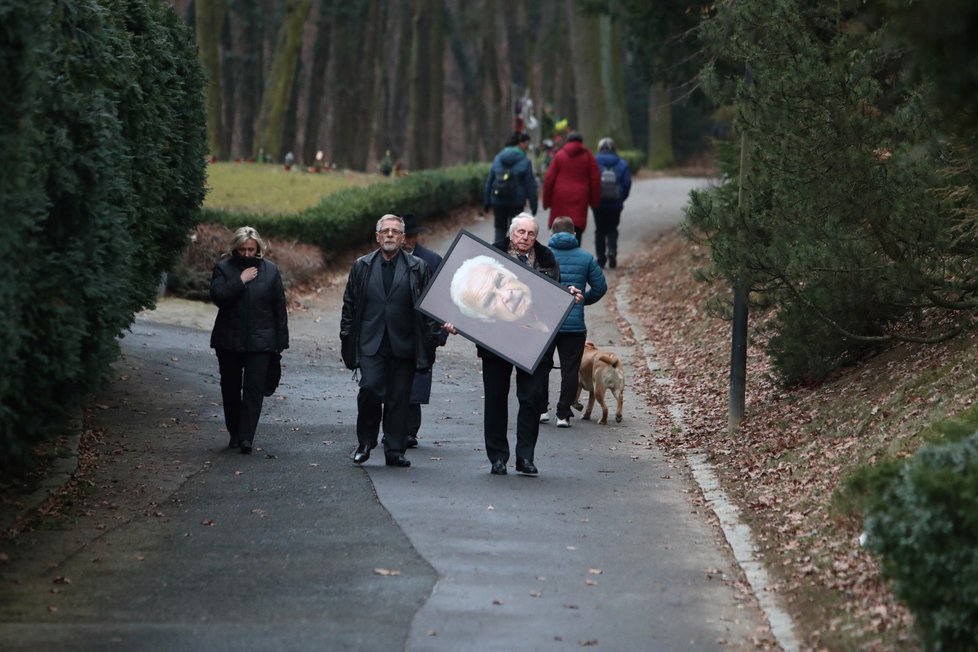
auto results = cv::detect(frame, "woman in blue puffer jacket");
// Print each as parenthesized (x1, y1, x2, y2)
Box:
(544, 217, 607, 427)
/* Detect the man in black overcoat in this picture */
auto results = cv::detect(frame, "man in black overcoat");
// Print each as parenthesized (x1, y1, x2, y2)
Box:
(340, 214, 440, 467)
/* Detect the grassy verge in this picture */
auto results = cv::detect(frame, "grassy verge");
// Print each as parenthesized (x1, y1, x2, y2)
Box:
(204, 162, 384, 214)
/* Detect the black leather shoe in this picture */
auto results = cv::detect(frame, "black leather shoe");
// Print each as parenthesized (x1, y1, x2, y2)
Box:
(239, 440, 253, 454)
(352, 444, 371, 464)
(385, 454, 411, 467)
(406, 435, 419, 448)
(608, 254, 617, 269)
(228, 437, 240, 449)
(490, 460, 507, 475)
(515, 458, 538, 475)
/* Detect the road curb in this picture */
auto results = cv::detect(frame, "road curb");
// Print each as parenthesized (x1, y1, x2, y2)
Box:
(615, 275, 801, 652)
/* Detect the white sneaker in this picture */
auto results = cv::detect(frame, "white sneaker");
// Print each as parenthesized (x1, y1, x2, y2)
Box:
(539, 412, 550, 423)
(556, 418, 570, 428)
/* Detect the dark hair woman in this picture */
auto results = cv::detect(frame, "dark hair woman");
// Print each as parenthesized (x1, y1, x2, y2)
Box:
(210, 226, 289, 453)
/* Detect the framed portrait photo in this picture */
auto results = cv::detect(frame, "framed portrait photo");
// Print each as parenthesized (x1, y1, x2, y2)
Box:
(417, 229, 575, 373)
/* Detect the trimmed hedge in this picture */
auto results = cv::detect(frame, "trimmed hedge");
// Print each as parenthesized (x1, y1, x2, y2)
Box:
(0, 0, 206, 471)
(201, 163, 490, 255)
(618, 150, 646, 176)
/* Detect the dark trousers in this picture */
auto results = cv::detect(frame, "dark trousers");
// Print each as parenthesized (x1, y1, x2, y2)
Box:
(357, 339, 414, 456)
(407, 404, 422, 438)
(217, 350, 272, 446)
(593, 209, 621, 266)
(481, 347, 553, 463)
(553, 331, 587, 420)
(493, 205, 522, 243)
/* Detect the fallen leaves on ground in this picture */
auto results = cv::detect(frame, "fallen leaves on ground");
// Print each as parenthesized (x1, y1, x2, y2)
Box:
(621, 229, 968, 651)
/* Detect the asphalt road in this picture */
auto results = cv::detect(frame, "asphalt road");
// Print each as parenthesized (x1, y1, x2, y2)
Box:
(0, 177, 773, 651)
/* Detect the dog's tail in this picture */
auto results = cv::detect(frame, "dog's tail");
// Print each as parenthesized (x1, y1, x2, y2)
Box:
(597, 353, 621, 369)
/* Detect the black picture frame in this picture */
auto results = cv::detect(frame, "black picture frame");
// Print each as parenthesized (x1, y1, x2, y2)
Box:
(417, 229, 574, 373)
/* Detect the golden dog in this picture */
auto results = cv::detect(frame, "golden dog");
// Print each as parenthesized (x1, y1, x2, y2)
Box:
(573, 341, 624, 424)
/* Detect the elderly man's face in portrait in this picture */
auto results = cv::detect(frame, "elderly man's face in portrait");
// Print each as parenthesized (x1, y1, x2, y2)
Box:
(455, 259, 533, 322)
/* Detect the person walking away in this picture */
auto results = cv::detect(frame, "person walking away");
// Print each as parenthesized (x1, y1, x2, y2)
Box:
(210, 226, 289, 454)
(543, 216, 607, 427)
(593, 137, 632, 269)
(473, 213, 582, 476)
(340, 215, 441, 468)
(543, 132, 601, 243)
(485, 132, 538, 243)
(399, 213, 448, 448)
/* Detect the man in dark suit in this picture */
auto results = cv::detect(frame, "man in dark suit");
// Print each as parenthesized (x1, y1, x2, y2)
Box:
(340, 214, 439, 467)
(399, 213, 447, 448)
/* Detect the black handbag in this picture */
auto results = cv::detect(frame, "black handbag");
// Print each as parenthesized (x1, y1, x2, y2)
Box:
(264, 353, 282, 397)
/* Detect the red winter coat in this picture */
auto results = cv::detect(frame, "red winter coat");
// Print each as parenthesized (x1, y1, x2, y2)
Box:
(542, 140, 601, 231)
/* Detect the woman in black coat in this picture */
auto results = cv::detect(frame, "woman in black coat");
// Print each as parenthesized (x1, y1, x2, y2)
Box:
(210, 226, 289, 453)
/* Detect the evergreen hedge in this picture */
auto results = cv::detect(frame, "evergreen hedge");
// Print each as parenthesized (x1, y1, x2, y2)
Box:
(863, 431, 978, 650)
(618, 150, 645, 176)
(0, 0, 206, 471)
(200, 163, 489, 253)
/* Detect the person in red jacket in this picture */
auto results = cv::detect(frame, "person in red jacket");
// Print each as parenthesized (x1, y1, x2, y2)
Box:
(542, 132, 601, 242)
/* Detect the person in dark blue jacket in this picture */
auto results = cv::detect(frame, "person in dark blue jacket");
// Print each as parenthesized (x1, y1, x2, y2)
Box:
(544, 216, 607, 427)
(484, 132, 538, 243)
(593, 137, 632, 269)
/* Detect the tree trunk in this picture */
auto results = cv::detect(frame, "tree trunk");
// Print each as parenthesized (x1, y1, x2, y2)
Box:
(426, 0, 445, 168)
(407, 0, 445, 170)
(596, 14, 631, 148)
(196, 0, 228, 159)
(647, 82, 674, 169)
(349, 0, 385, 170)
(296, 0, 332, 165)
(328, 0, 362, 169)
(479, 1, 503, 152)
(254, 0, 313, 161)
(565, 0, 629, 149)
(446, 1, 484, 162)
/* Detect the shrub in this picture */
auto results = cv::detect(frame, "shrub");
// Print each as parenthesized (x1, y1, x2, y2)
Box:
(0, 0, 206, 472)
(618, 150, 645, 175)
(168, 224, 327, 301)
(862, 432, 978, 651)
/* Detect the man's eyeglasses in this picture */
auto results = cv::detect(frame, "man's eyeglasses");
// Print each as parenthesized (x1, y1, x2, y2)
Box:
(377, 228, 404, 235)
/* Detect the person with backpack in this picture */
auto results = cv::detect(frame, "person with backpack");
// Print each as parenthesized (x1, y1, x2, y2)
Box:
(484, 132, 538, 243)
(543, 132, 601, 243)
(593, 137, 632, 269)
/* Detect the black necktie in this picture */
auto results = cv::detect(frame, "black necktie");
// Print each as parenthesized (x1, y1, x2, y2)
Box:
(518, 254, 528, 264)
(382, 259, 394, 294)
